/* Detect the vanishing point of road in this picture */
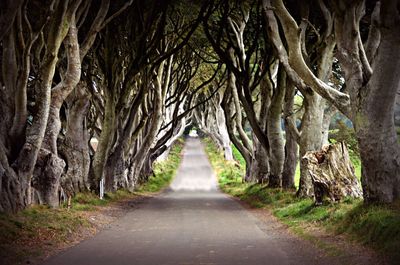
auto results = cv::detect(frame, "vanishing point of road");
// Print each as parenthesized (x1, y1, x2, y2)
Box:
(42, 138, 374, 265)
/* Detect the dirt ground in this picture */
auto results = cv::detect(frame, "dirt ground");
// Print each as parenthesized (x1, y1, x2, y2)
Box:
(1, 138, 385, 265)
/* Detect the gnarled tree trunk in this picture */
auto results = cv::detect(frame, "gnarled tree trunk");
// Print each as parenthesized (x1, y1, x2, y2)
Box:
(37, 16, 81, 207)
(32, 149, 66, 206)
(128, 61, 167, 187)
(297, 93, 325, 197)
(248, 137, 269, 183)
(59, 83, 91, 196)
(334, 0, 400, 203)
(282, 81, 298, 189)
(91, 85, 117, 189)
(221, 73, 255, 182)
(302, 142, 362, 204)
(354, 24, 400, 203)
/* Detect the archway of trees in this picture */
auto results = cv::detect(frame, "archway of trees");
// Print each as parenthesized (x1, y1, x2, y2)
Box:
(0, 0, 399, 213)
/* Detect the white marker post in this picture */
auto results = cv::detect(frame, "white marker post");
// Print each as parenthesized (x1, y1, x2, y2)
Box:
(99, 178, 104, 200)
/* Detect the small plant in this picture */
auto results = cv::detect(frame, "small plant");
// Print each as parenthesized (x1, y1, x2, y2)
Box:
(329, 120, 359, 160)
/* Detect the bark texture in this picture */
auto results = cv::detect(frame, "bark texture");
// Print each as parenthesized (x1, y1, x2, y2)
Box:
(36, 12, 81, 206)
(282, 81, 298, 189)
(32, 149, 66, 207)
(302, 142, 362, 204)
(333, 0, 400, 203)
(267, 67, 286, 187)
(59, 84, 91, 196)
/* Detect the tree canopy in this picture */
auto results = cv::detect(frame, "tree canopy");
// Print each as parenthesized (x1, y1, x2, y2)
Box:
(0, 0, 399, 213)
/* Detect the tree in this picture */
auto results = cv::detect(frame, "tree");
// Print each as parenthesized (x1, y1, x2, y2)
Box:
(203, 0, 286, 184)
(268, 0, 400, 203)
(0, 1, 81, 211)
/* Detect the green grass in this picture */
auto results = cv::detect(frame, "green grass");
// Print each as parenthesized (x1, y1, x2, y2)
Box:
(0, 205, 88, 241)
(231, 144, 246, 167)
(0, 205, 90, 264)
(69, 138, 184, 209)
(204, 137, 400, 263)
(335, 203, 400, 260)
(137, 138, 184, 193)
(351, 157, 362, 180)
(0, 138, 185, 264)
(295, 162, 300, 188)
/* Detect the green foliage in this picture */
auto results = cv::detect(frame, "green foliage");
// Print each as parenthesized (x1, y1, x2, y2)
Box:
(294, 95, 304, 110)
(274, 199, 360, 227)
(204, 137, 400, 262)
(329, 120, 359, 157)
(329, 121, 362, 180)
(240, 185, 296, 208)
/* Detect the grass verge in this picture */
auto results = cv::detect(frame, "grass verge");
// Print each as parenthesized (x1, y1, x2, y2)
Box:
(204, 138, 400, 263)
(0, 138, 184, 264)
(137, 138, 184, 193)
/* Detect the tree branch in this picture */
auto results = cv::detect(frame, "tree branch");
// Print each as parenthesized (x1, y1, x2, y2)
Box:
(266, 0, 351, 116)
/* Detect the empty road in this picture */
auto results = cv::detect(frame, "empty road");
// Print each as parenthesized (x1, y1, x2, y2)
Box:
(42, 138, 358, 265)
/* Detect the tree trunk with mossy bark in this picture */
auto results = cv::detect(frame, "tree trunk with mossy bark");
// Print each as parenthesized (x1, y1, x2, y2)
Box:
(128, 62, 166, 187)
(32, 149, 66, 206)
(59, 83, 91, 196)
(248, 137, 269, 183)
(297, 93, 325, 197)
(333, 0, 400, 203)
(3, 1, 75, 211)
(58, 0, 133, 196)
(103, 86, 148, 191)
(91, 86, 117, 189)
(37, 17, 81, 207)
(221, 79, 254, 182)
(0, 0, 73, 212)
(268, 0, 400, 203)
(282, 81, 298, 189)
(267, 66, 286, 188)
(214, 90, 234, 161)
(267, 0, 336, 196)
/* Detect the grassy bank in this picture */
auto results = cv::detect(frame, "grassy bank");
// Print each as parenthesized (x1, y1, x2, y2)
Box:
(203, 138, 400, 263)
(0, 139, 184, 264)
(137, 138, 184, 193)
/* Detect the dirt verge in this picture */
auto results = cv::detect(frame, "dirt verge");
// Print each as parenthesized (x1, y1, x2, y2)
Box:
(0, 194, 153, 265)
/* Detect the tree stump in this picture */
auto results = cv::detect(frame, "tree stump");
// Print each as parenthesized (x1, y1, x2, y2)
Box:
(301, 142, 362, 204)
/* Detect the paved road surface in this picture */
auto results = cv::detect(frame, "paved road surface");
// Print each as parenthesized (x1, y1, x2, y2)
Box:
(42, 138, 338, 265)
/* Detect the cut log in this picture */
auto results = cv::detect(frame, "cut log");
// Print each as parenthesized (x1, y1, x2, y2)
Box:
(301, 142, 363, 204)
